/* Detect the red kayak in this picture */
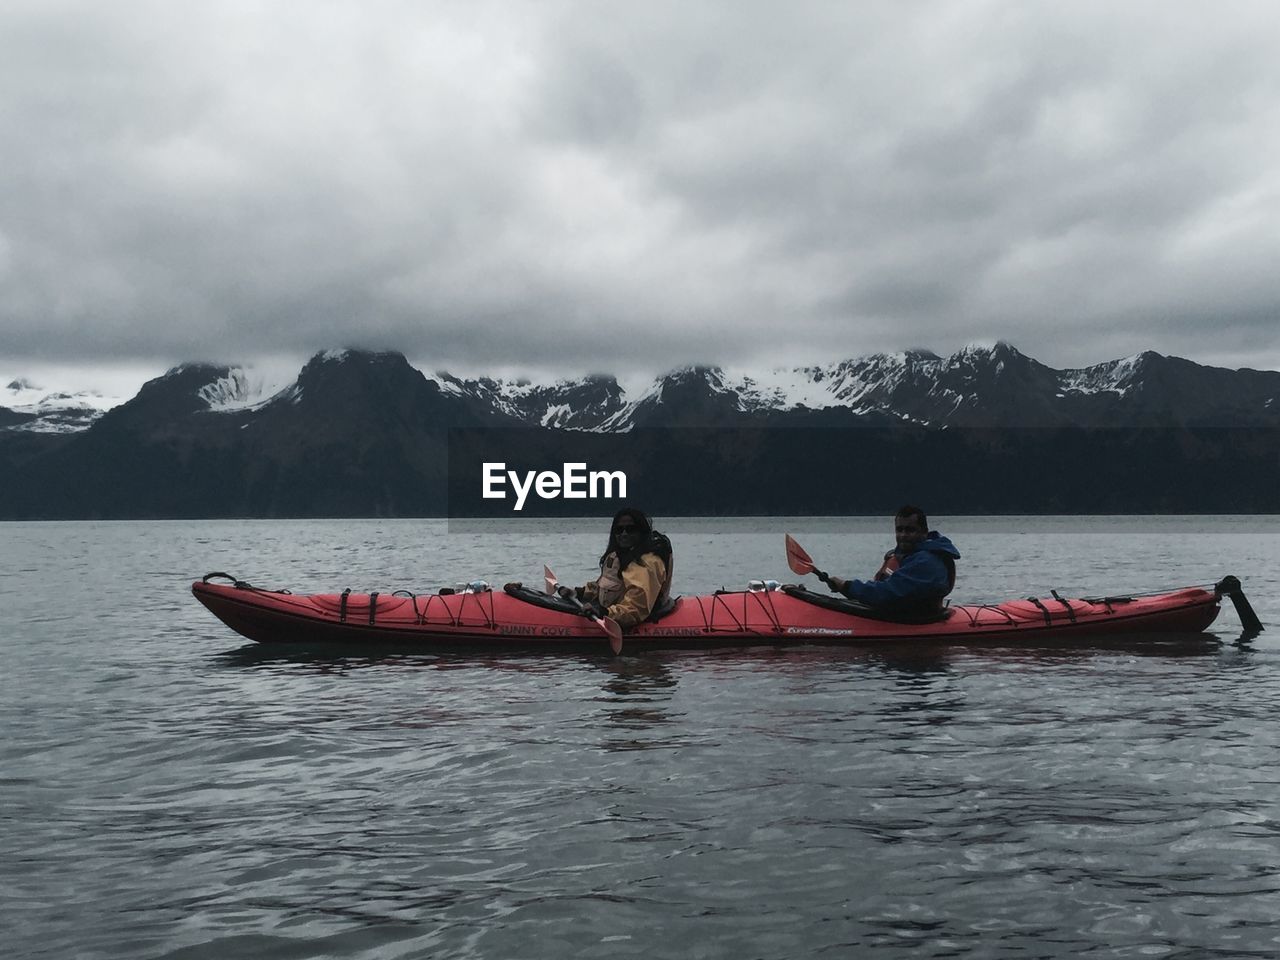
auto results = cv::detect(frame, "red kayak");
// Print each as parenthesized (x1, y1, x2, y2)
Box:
(192, 573, 1255, 651)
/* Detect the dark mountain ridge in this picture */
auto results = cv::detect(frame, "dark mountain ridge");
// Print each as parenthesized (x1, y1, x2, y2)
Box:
(2, 342, 1277, 517)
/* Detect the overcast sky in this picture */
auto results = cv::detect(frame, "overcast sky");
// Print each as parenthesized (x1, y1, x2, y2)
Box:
(2, 0, 1278, 393)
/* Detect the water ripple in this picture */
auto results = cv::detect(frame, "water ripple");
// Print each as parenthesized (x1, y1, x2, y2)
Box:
(2, 520, 1279, 958)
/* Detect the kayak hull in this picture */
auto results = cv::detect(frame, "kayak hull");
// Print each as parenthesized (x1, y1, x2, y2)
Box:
(192, 578, 1224, 649)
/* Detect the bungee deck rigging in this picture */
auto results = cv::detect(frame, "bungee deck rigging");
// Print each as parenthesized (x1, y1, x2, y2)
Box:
(192, 571, 1259, 651)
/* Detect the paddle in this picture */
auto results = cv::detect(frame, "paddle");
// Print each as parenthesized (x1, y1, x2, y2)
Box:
(544, 564, 623, 654)
(785, 534, 833, 586)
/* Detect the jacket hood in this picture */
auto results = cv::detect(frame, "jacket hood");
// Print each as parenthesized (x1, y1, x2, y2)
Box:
(915, 531, 960, 559)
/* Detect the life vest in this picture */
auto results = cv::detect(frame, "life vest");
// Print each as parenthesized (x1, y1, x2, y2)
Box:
(596, 553, 627, 607)
(875, 544, 957, 613)
(913, 552, 958, 613)
(941, 554, 957, 595)
(873, 550, 899, 581)
(596, 532, 674, 620)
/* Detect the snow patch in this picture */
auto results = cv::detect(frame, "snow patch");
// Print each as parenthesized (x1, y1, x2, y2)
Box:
(541, 403, 572, 427)
(595, 372, 678, 431)
(430, 373, 466, 396)
(723, 365, 841, 411)
(4, 381, 119, 415)
(3, 375, 130, 432)
(1058, 353, 1143, 396)
(200, 364, 299, 412)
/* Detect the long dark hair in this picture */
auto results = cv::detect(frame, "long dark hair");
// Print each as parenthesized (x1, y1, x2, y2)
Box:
(601, 507, 671, 570)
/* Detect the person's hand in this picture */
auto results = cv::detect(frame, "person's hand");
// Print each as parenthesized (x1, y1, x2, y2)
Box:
(826, 575, 847, 594)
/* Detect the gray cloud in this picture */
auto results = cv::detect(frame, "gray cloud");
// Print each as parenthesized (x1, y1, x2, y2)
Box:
(1, 0, 1278, 382)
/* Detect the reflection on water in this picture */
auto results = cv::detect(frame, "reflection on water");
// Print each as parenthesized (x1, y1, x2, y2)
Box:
(596, 657, 680, 747)
(215, 631, 1232, 671)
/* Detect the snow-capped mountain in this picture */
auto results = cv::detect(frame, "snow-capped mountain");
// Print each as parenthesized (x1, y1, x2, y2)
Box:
(4, 342, 1278, 518)
(531, 342, 1277, 430)
(429, 372, 628, 429)
(6, 342, 1279, 438)
(1, 378, 129, 433)
(195, 364, 300, 412)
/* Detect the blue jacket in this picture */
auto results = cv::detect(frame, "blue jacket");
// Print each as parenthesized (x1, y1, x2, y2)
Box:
(839, 532, 960, 611)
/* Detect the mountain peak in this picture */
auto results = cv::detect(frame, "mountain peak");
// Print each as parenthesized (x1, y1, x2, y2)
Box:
(159, 361, 229, 380)
(663, 364, 725, 382)
(94, 362, 237, 426)
(148, 363, 235, 393)
(306, 348, 411, 369)
(953, 340, 1026, 361)
(295, 349, 421, 397)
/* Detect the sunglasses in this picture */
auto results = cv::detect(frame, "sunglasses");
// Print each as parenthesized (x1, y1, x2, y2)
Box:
(613, 524, 639, 534)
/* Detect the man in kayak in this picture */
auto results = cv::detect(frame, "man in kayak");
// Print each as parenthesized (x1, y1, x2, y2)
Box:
(561, 507, 675, 629)
(826, 506, 960, 616)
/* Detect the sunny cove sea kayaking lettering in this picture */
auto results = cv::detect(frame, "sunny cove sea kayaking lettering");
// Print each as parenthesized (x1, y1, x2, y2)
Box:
(481, 462, 628, 511)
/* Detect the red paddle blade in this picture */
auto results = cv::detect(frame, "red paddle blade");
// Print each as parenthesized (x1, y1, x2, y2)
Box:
(543, 564, 557, 595)
(601, 616, 623, 655)
(785, 534, 815, 576)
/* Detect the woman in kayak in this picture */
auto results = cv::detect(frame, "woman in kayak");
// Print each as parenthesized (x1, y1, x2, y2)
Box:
(827, 505, 959, 616)
(562, 507, 674, 629)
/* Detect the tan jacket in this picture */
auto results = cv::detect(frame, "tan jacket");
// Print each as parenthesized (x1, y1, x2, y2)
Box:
(582, 552, 670, 629)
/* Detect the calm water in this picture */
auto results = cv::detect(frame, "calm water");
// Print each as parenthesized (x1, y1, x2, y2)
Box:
(2, 517, 1279, 959)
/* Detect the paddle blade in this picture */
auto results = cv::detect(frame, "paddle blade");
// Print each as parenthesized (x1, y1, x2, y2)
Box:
(543, 564, 557, 595)
(562, 586, 624, 653)
(600, 616, 623, 655)
(785, 534, 815, 576)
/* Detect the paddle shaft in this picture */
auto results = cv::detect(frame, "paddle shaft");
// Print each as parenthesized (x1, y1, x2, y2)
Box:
(544, 564, 623, 653)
